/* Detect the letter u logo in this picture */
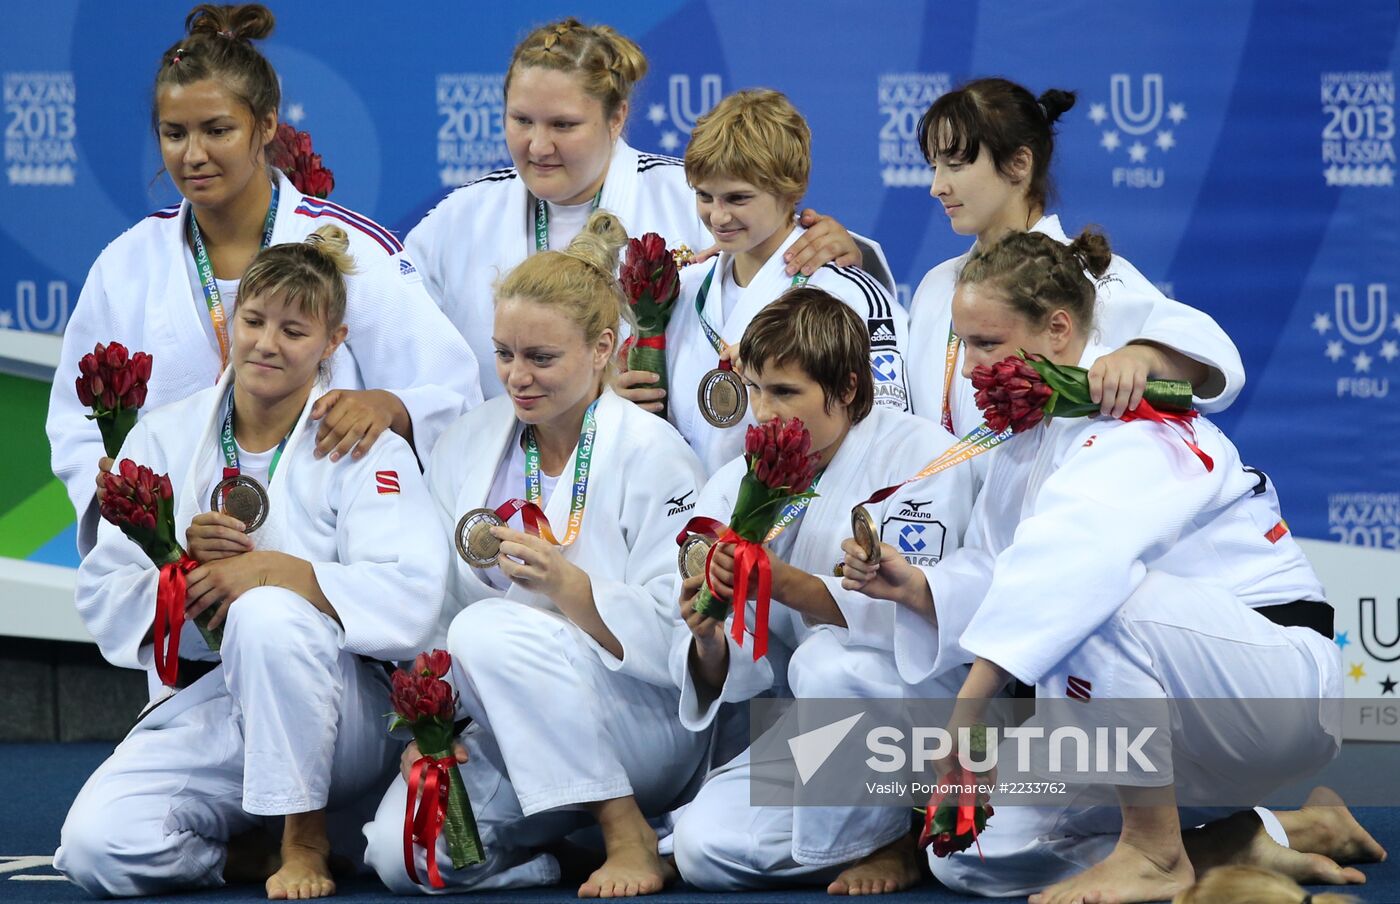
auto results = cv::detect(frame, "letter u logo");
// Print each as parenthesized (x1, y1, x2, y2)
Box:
(1110, 74, 1164, 136)
(1335, 283, 1388, 346)
(1359, 597, 1400, 663)
(16, 280, 70, 332)
(669, 74, 723, 134)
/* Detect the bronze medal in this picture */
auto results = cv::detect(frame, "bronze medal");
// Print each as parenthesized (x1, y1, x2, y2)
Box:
(677, 534, 713, 581)
(210, 475, 269, 532)
(455, 507, 506, 568)
(697, 367, 747, 428)
(851, 505, 882, 566)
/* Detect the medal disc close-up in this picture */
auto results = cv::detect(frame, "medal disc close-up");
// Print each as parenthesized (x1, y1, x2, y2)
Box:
(210, 476, 269, 533)
(851, 505, 882, 566)
(455, 507, 506, 568)
(678, 534, 713, 581)
(697, 368, 748, 428)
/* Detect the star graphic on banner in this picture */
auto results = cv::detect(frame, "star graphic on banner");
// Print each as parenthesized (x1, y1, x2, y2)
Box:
(1392, 312, 1400, 332)
(647, 103, 666, 126)
(1155, 130, 1175, 152)
(1380, 166, 1395, 186)
(1101, 130, 1121, 152)
(1349, 662, 1367, 682)
(1128, 142, 1148, 163)
(659, 131, 681, 152)
(1353, 350, 1373, 372)
(1325, 340, 1345, 362)
(1088, 103, 1108, 124)
(0, 310, 12, 329)
(1312, 312, 1333, 334)
(1335, 630, 1350, 649)
(1382, 340, 1399, 362)
(286, 103, 306, 124)
(1167, 102, 1188, 124)
(1324, 166, 1340, 186)
(1382, 675, 1398, 695)
(439, 167, 459, 188)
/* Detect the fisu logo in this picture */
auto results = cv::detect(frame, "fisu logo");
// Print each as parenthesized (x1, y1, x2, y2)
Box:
(645, 74, 722, 153)
(1089, 73, 1185, 189)
(1314, 283, 1396, 398)
(13, 280, 70, 333)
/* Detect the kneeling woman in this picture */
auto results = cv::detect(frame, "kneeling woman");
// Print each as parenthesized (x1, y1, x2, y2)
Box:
(56, 226, 448, 899)
(363, 211, 709, 898)
(844, 229, 1341, 904)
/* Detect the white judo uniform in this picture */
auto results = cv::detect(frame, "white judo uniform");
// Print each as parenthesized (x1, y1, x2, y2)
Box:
(906, 214, 1245, 439)
(406, 140, 709, 399)
(362, 391, 712, 892)
(54, 370, 448, 898)
(666, 228, 910, 476)
(668, 409, 977, 890)
(48, 171, 481, 555)
(895, 344, 1340, 898)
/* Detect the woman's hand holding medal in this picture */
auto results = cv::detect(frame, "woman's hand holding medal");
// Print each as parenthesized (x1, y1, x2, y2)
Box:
(838, 536, 936, 622)
(186, 511, 253, 563)
(489, 525, 590, 605)
(311, 388, 410, 462)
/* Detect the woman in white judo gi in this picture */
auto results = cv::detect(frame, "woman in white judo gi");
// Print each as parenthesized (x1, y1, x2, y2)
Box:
(904, 77, 1244, 441)
(404, 16, 868, 400)
(667, 289, 976, 893)
(649, 89, 910, 475)
(47, 3, 479, 555)
(842, 228, 1356, 903)
(55, 225, 449, 900)
(362, 211, 709, 898)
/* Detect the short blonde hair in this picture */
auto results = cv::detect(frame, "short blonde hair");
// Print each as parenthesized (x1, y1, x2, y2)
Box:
(685, 89, 810, 204)
(495, 210, 633, 378)
(240, 224, 355, 330)
(505, 18, 648, 120)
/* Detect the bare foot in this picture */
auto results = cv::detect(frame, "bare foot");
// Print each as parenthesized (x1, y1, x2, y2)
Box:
(1028, 837, 1193, 904)
(266, 842, 335, 900)
(224, 827, 280, 884)
(1186, 809, 1366, 886)
(1277, 787, 1389, 865)
(827, 832, 923, 895)
(576, 834, 674, 898)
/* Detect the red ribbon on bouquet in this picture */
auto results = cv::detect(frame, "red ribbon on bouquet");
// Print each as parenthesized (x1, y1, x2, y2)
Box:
(678, 516, 776, 660)
(404, 754, 455, 889)
(1118, 400, 1214, 472)
(919, 767, 992, 860)
(152, 554, 199, 687)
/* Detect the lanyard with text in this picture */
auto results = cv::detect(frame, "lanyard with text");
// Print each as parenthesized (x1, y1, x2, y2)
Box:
(532, 189, 603, 252)
(519, 397, 600, 547)
(219, 387, 292, 482)
(763, 470, 821, 543)
(940, 323, 959, 435)
(189, 181, 280, 373)
(694, 261, 810, 366)
(858, 421, 1010, 512)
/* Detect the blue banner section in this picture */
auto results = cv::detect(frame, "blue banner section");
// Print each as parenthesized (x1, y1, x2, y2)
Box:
(3, 1, 1397, 551)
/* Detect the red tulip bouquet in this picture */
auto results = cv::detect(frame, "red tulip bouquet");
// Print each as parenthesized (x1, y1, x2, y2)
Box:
(918, 724, 993, 858)
(682, 418, 820, 659)
(971, 352, 1212, 470)
(270, 122, 335, 199)
(98, 460, 214, 685)
(390, 651, 484, 887)
(76, 342, 151, 458)
(619, 233, 685, 417)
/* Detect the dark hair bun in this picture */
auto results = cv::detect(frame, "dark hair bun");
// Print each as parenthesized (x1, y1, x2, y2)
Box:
(185, 3, 275, 43)
(1068, 226, 1112, 279)
(1037, 88, 1077, 124)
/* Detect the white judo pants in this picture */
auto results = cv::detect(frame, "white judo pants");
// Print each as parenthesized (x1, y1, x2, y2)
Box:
(931, 572, 1343, 898)
(55, 586, 397, 898)
(363, 598, 707, 894)
(671, 629, 964, 891)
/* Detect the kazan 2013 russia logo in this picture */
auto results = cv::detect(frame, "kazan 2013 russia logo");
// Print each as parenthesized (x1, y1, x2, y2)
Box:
(1089, 73, 1186, 189)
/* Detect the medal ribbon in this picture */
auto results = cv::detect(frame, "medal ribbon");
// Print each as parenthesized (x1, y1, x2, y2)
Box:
(858, 422, 1011, 511)
(218, 387, 292, 490)
(403, 754, 454, 889)
(532, 188, 603, 252)
(189, 181, 280, 373)
(940, 324, 959, 435)
(501, 397, 600, 547)
(152, 554, 200, 688)
(695, 261, 809, 371)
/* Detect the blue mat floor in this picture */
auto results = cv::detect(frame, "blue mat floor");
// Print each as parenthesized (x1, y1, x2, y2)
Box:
(3, 743, 1397, 902)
